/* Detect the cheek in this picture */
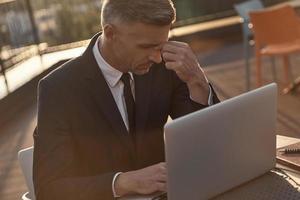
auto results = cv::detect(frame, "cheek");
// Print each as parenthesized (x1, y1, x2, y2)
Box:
(124, 51, 144, 70)
(134, 50, 152, 65)
(116, 43, 149, 67)
(116, 46, 134, 64)
(115, 39, 135, 60)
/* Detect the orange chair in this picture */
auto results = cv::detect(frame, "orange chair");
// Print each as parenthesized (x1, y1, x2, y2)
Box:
(249, 5, 300, 87)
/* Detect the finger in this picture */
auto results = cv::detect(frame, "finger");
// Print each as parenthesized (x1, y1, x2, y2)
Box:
(162, 46, 199, 71)
(156, 182, 167, 192)
(162, 52, 197, 70)
(155, 163, 167, 175)
(162, 52, 178, 62)
(162, 41, 194, 57)
(162, 43, 185, 54)
(165, 41, 189, 48)
(156, 162, 166, 166)
(163, 52, 188, 69)
(159, 162, 167, 169)
(165, 61, 183, 71)
(155, 174, 167, 182)
(166, 61, 192, 77)
(162, 40, 190, 53)
(155, 166, 167, 178)
(154, 162, 166, 169)
(163, 46, 202, 79)
(159, 163, 167, 174)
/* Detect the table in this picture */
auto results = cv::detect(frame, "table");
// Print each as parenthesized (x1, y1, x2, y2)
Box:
(276, 135, 300, 184)
(211, 135, 300, 200)
(121, 135, 300, 200)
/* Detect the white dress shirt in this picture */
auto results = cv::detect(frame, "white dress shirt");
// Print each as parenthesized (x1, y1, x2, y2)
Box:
(92, 35, 214, 198)
(93, 37, 134, 132)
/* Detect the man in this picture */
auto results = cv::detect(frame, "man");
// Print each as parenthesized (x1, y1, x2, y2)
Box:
(33, 0, 219, 199)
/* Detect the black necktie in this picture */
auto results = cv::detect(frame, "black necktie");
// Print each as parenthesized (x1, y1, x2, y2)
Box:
(121, 73, 136, 136)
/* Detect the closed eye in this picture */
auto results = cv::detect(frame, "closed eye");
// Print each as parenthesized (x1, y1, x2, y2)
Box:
(138, 44, 161, 49)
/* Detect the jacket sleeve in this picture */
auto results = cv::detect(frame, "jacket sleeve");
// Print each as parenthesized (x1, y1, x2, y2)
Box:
(33, 79, 115, 200)
(169, 72, 220, 119)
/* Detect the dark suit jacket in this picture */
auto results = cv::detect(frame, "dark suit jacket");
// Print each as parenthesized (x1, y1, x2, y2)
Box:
(33, 33, 219, 200)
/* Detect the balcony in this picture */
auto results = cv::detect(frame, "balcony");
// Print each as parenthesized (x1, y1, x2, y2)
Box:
(0, 1, 299, 199)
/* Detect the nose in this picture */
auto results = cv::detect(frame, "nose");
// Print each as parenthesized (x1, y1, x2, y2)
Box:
(149, 49, 162, 64)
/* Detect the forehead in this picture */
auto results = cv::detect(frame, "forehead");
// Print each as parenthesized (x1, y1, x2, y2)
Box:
(117, 22, 171, 44)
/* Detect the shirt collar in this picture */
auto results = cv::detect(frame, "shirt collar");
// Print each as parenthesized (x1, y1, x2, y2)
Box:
(92, 36, 133, 87)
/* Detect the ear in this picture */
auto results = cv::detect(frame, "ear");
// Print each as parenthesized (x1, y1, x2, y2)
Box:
(103, 24, 116, 41)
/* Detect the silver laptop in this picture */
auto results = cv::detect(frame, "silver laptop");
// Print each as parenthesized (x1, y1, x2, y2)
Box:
(121, 83, 277, 200)
(164, 83, 277, 200)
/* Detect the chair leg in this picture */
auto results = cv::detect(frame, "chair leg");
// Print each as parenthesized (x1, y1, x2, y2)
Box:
(270, 57, 277, 82)
(292, 76, 300, 93)
(255, 51, 262, 87)
(282, 76, 300, 95)
(282, 56, 290, 86)
(244, 39, 251, 91)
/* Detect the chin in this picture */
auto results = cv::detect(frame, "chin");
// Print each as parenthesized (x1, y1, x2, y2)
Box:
(133, 68, 150, 75)
(133, 65, 152, 75)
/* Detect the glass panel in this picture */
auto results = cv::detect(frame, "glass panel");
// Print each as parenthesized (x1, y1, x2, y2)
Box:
(0, 0, 34, 48)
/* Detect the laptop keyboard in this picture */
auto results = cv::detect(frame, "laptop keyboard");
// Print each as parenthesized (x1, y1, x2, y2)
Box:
(213, 170, 300, 200)
(152, 192, 167, 200)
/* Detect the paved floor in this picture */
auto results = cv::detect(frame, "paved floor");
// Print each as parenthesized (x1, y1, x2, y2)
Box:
(205, 56, 300, 138)
(0, 103, 36, 199)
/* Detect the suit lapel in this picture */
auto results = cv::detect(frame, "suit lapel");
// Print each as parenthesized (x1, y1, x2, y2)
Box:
(82, 33, 135, 155)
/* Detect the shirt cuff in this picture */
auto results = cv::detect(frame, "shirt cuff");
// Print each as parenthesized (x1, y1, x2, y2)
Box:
(112, 172, 123, 198)
(190, 84, 214, 106)
(207, 84, 214, 106)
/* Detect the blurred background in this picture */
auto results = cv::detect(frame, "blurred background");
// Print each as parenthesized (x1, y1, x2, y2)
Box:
(0, 0, 285, 47)
(0, 0, 287, 98)
(0, 0, 299, 200)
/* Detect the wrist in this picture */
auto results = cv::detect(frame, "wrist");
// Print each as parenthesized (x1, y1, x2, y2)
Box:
(187, 80, 209, 95)
(114, 171, 134, 197)
(187, 81, 209, 105)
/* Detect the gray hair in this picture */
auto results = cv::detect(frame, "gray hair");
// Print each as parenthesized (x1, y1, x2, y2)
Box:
(101, 0, 176, 26)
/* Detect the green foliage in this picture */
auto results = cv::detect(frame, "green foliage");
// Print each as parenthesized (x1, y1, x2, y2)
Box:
(35, 0, 101, 45)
